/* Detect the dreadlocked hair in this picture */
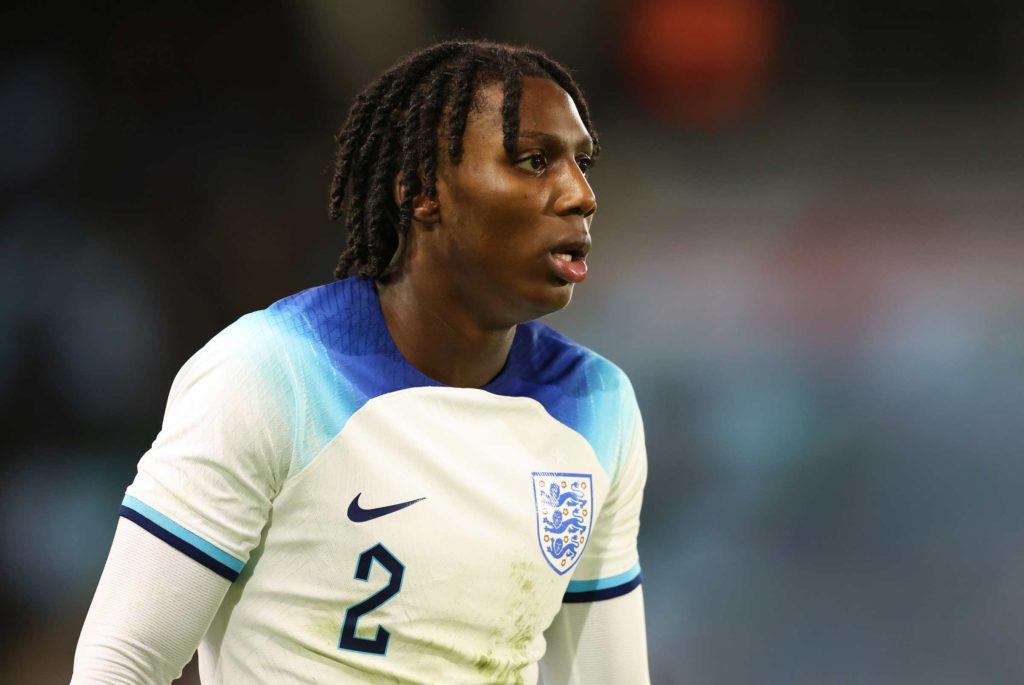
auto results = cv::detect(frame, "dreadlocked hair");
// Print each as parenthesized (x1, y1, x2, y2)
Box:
(328, 39, 600, 281)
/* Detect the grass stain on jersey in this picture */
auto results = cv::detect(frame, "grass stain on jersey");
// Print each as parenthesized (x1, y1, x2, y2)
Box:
(509, 560, 539, 654)
(473, 651, 527, 685)
(470, 560, 544, 684)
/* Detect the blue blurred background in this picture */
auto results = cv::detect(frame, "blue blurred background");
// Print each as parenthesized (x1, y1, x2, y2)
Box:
(3, 1, 1023, 682)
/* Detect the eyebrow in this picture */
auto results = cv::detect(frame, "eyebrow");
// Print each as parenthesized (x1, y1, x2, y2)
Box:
(517, 130, 594, 154)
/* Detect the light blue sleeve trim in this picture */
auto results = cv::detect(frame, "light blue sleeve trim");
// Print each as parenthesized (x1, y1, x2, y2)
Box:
(565, 561, 641, 593)
(121, 495, 245, 573)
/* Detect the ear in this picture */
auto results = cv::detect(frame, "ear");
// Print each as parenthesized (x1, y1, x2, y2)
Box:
(394, 172, 440, 225)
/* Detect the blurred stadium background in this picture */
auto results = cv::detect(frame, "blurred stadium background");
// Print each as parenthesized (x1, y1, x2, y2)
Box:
(3, 1, 1023, 682)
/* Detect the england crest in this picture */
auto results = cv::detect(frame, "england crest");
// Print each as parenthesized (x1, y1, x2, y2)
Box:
(531, 472, 594, 575)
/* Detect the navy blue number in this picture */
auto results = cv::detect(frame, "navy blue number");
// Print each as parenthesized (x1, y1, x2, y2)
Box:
(339, 543, 404, 655)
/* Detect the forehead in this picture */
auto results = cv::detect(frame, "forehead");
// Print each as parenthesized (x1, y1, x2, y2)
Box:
(470, 77, 591, 148)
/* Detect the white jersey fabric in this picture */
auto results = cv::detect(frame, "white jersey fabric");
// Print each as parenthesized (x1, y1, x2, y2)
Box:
(118, 277, 646, 684)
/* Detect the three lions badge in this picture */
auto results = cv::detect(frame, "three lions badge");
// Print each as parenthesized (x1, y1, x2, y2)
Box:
(532, 472, 593, 574)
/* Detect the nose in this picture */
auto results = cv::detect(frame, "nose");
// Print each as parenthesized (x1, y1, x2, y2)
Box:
(554, 163, 597, 219)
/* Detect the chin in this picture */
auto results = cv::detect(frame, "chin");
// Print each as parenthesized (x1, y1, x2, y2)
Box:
(521, 281, 574, 321)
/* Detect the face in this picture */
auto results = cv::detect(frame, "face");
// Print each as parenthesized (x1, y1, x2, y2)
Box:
(421, 76, 597, 328)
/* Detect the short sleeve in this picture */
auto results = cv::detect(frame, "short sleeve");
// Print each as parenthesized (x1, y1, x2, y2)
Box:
(122, 314, 297, 581)
(564, 382, 647, 602)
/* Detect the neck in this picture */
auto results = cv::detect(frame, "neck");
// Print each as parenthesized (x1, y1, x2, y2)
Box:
(376, 274, 516, 388)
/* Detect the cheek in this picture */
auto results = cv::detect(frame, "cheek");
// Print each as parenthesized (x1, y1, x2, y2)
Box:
(439, 162, 549, 255)
(478, 199, 543, 254)
(450, 182, 539, 237)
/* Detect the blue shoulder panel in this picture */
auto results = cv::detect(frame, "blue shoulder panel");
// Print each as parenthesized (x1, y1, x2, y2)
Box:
(243, 278, 634, 477)
(487, 320, 637, 478)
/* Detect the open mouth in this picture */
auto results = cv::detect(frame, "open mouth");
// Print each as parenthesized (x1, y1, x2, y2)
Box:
(552, 250, 584, 263)
(549, 250, 588, 283)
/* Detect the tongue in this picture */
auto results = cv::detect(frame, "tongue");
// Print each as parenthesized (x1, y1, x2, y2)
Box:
(555, 257, 588, 283)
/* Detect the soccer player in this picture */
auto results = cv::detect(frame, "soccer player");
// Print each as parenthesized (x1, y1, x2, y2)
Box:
(72, 40, 649, 684)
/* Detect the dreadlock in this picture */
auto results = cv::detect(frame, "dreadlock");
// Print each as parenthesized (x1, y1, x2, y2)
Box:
(328, 39, 600, 281)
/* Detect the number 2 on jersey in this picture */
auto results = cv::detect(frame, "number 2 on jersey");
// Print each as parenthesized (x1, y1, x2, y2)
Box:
(339, 543, 404, 655)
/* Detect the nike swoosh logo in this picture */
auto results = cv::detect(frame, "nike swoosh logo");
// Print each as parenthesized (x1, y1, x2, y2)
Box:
(347, 493, 426, 523)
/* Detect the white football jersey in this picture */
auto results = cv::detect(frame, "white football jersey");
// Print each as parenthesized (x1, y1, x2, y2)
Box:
(123, 277, 646, 684)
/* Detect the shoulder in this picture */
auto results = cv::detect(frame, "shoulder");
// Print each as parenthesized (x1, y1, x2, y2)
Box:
(515, 320, 637, 406)
(195, 278, 378, 370)
(170, 278, 377, 422)
(172, 278, 382, 475)
(250, 277, 378, 351)
(510, 321, 640, 478)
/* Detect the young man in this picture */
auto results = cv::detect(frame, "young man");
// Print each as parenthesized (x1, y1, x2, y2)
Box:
(73, 40, 650, 684)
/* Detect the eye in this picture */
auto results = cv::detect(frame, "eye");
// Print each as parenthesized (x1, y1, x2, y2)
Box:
(515, 152, 547, 173)
(575, 154, 594, 175)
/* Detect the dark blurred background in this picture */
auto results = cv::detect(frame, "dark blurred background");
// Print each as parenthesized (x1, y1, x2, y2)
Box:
(3, 1, 1023, 683)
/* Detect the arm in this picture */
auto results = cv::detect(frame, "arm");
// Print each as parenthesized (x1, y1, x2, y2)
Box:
(72, 315, 296, 682)
(540, 586, 650, 684)
(71, 519, 230, 684)
(541, 365, 650, 683)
